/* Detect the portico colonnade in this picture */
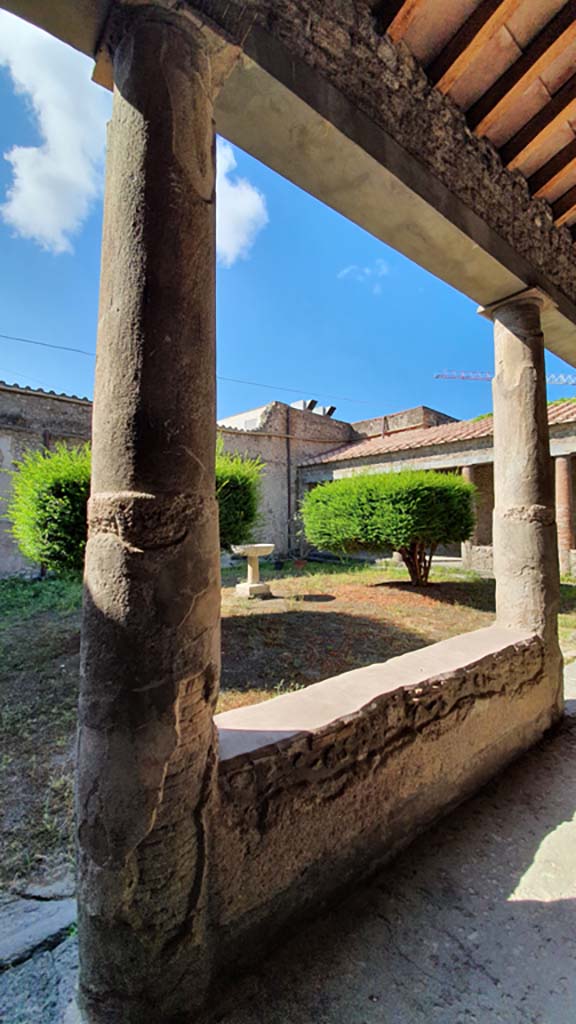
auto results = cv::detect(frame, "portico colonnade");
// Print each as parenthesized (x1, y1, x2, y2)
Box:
(74, 8, 564, 1024)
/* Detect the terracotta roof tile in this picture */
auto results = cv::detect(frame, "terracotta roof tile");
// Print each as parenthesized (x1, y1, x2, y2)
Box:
(301, 400, 576, 467)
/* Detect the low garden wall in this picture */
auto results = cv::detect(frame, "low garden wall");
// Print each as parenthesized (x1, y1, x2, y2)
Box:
(462, 543, 494, 575)
(210, 626, 558, 969)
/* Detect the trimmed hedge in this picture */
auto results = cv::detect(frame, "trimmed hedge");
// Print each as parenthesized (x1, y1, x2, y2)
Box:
(216, 440, 263, 549)
(3, 439, 262, 576)
(4, 443, 91, 576)
(301, 470, 475, 584)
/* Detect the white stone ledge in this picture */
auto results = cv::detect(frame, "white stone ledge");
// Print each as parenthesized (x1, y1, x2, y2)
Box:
(216, 625, 536, 763)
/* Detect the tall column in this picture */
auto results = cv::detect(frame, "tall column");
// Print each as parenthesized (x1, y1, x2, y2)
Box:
(461, 465, 476, 570)
(555, 455, 574, 575)
(480, 289, 562, 716)
(77, 10, 220, 1022)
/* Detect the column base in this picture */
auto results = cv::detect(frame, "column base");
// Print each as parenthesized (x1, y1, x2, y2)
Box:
(236, 581, 272, 599)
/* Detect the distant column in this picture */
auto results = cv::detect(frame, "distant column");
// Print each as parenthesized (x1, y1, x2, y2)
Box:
(480, 289, 562, 716)
(76, 9, 220, 1023)
(461, 465, 476, 570)
(555, 456, 574, 575)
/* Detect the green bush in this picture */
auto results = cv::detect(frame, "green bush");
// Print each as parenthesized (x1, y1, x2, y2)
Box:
(3, 443, 91, 576)
(216, 439, 263, 549)
(3, 439, 262, 574)
(301, 470, 475, 585)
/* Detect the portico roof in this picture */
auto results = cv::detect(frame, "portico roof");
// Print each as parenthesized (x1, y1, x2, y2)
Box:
(4, 0, 576, 365)
(301, 397, 576, 467)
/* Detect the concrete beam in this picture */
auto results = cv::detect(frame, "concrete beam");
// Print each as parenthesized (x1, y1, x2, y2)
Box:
(0, 0, 111, 57)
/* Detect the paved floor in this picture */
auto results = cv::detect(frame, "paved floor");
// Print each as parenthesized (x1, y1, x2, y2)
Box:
(2, 673, 575, 1024)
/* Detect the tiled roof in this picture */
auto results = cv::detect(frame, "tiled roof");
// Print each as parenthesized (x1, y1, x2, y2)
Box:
(0, 380, 91, 403)
(300, 401, 576, 467)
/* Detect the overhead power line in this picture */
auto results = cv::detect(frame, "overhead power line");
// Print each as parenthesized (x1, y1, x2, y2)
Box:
(0, 330, 374, 405)
(0, 331, 95, 357)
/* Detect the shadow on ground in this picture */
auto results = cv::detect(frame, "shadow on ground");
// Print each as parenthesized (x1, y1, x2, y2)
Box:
(221, 611, 431, 693)
(373, 577, 497, 612)
(207, 711, 576, 1024)
(374, 577, 576, 617)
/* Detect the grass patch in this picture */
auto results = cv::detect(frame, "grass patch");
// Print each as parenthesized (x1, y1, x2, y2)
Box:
(2, 563, 576, 886)
(0, 575, 82, 621)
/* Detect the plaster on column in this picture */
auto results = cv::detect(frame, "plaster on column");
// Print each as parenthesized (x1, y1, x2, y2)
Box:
(479, 289, 563, 717)
(76, 9, 220, 1021)
(555, 455, 574, 576)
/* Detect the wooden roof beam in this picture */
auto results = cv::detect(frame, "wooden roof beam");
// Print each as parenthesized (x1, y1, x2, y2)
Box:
(426, 0, 524, 94)
(500, 73, 576, 168)
(468, 1, 576, 135)
(553, 185, 576, 227)
(528, 138, 576, 197)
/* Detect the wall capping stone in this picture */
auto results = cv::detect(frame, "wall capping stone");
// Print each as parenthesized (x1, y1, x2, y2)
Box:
(216, 625, 541, 765)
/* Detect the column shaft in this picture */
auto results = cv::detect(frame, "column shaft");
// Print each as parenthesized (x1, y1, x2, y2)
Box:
(461, 465, 477, 570)
(489, 292, 562, 712)
(77, 10, 219, 1022)
(555, 455, 574, 575)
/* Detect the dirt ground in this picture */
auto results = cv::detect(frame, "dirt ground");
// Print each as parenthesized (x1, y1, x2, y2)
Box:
(1, 562, 575, 887)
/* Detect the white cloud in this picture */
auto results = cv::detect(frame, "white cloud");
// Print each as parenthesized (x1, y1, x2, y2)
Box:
(216, 139, 268, 268)
(0, 14, 268, 265)
(337, 258, 389, 294)
(0, 10, 111, 254)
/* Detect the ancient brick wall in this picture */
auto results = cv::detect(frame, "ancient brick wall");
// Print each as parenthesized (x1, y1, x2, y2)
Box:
(220, 402, 354, 555)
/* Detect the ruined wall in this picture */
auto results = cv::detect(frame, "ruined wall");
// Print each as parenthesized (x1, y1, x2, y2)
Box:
(210, 626, 556, 968)
(0, 385, 91, 576)
(220, 402, 354, 555)
(189, 0, 576, 309)
(353, 406, 457, 438)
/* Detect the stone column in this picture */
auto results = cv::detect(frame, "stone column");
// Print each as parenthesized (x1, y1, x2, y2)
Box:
(77, 10, 220, 1023)
(461, 465, 476, 570)
(480, 289, 562, 715)
(555, 456, 574, 575)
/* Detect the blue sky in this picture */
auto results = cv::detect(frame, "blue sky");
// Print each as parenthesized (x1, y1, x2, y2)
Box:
(0, 11, 575, 426)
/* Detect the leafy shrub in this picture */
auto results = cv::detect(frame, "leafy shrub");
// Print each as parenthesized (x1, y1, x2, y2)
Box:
(4, 443, 91, 576)
(3, 439, 263, 574)
(216, 439, 263, 549)
(301, 470, 475, 585)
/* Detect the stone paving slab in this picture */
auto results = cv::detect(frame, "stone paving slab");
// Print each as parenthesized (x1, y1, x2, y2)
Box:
(0, 895, 76, 970)
(0, 936, 77, 1024)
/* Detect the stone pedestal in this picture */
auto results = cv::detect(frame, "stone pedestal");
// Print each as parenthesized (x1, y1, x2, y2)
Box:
(480, 289, 562, 716)
(233, 544, 274, 598)
(555, 455, 574, 576)
(77, 10, 219, 1023)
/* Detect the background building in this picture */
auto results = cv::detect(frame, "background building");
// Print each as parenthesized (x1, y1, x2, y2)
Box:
(3, 381, 576, 574)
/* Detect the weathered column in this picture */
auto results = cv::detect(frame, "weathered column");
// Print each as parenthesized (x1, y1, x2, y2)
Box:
(461, 465, 476, 570)
(480, 289, 562, 716)
(77, 9, 220, 1023)
(555, 455, 574, 575)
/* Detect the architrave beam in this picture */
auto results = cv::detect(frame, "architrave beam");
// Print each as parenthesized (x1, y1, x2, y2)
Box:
(427, 0, 523, 93)
(468, 1, 576, 135)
